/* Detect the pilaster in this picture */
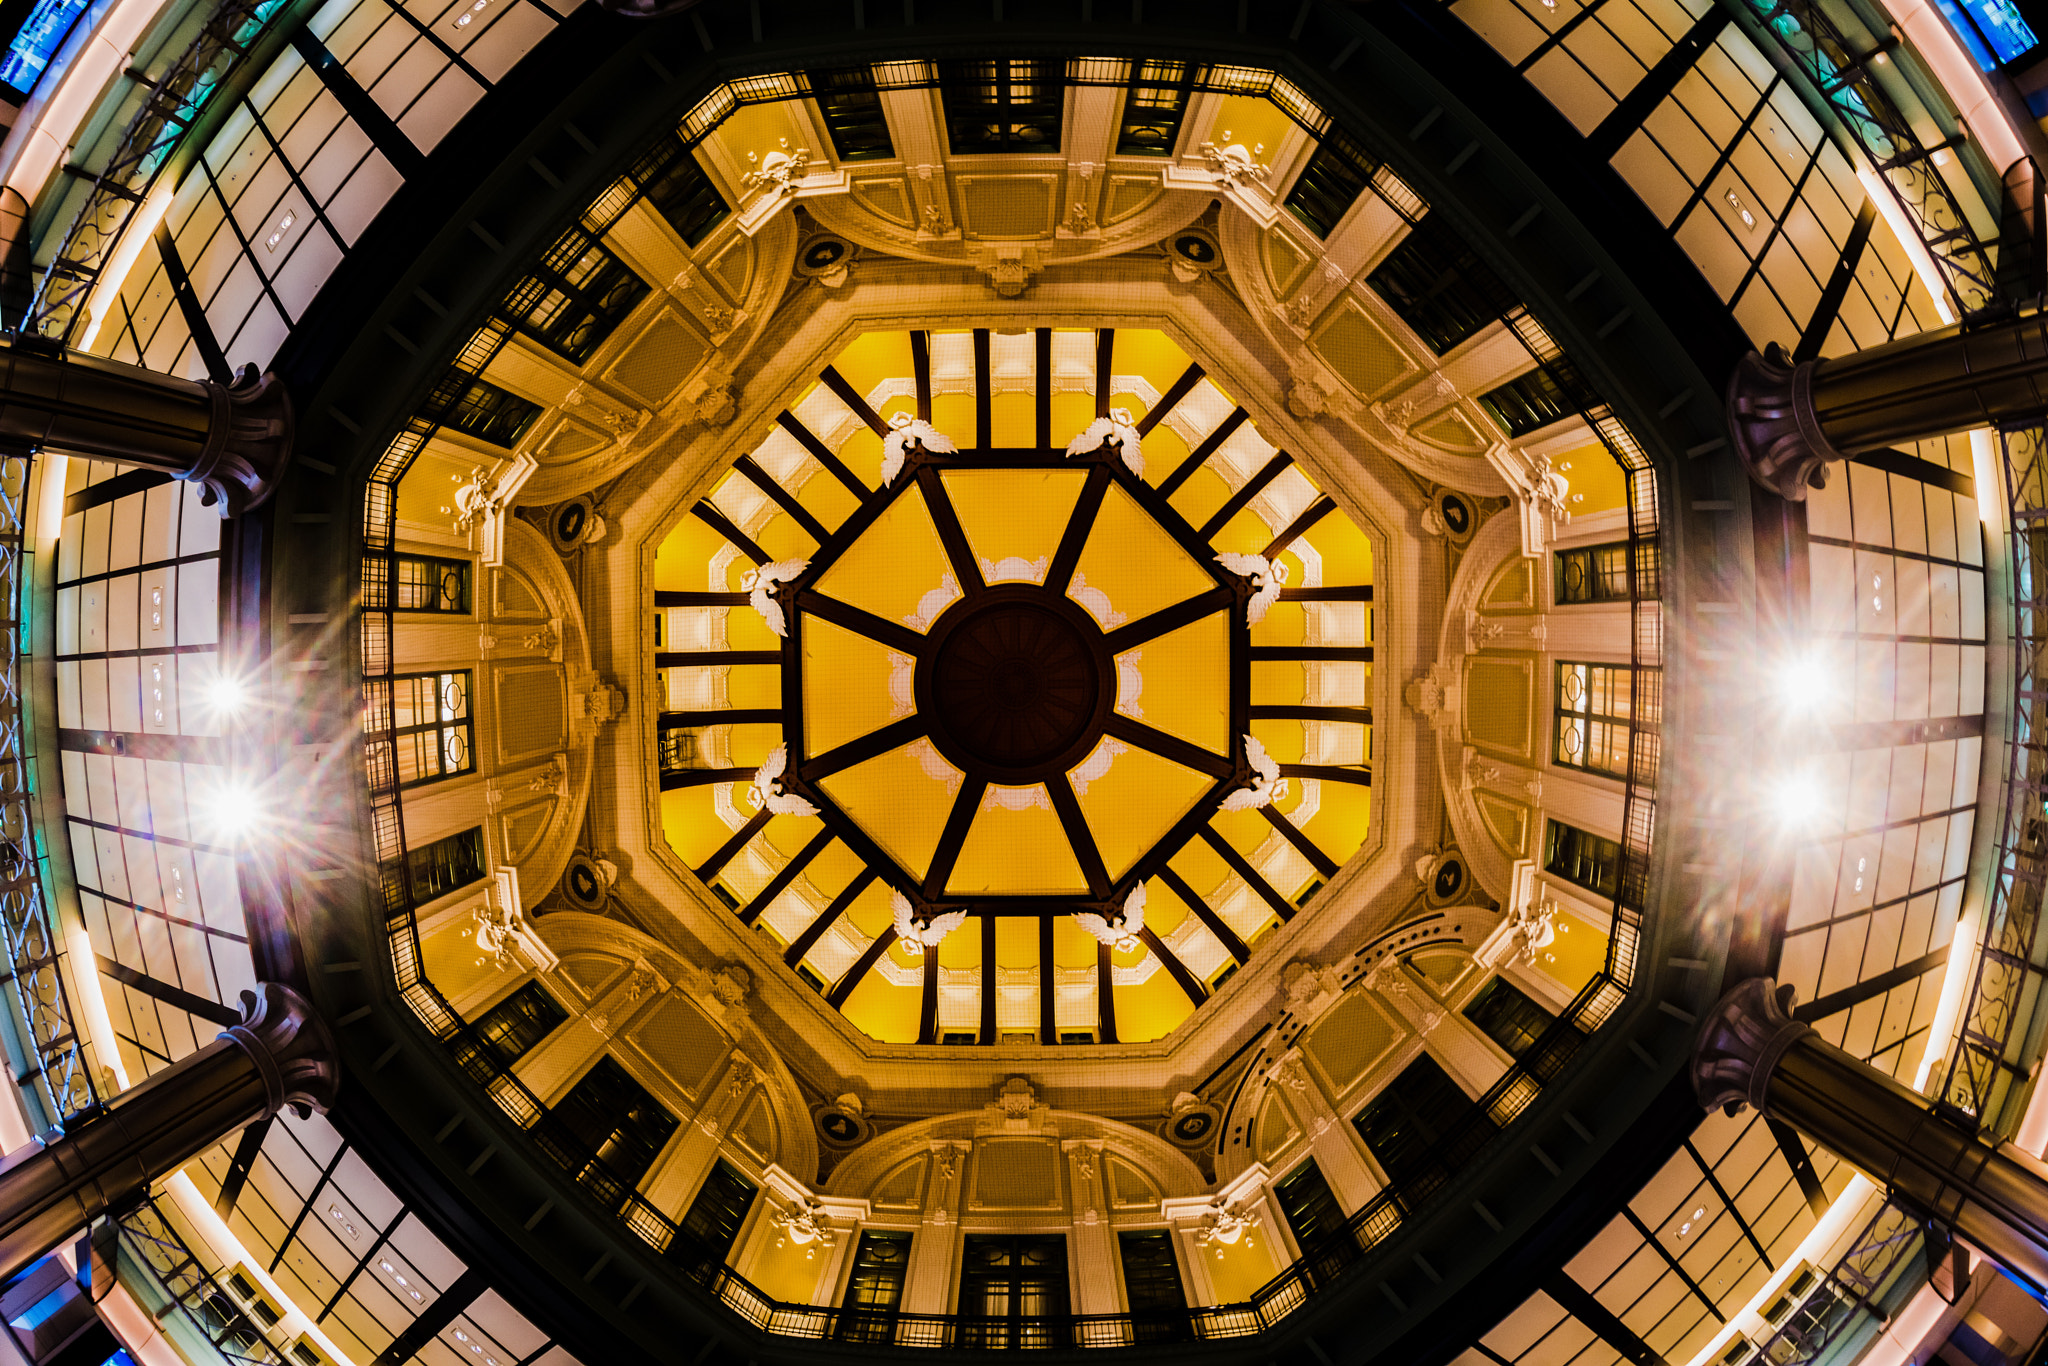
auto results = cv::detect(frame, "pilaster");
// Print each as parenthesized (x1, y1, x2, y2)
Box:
(899, 1140, 970, 1314)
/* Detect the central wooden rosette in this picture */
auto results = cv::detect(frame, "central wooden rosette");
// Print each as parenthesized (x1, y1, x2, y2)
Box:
(922, 590, 1112, 782)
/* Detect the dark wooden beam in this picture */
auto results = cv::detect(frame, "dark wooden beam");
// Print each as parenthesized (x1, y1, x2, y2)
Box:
(655, 651, 780, 668)
(1159, 408, 1248, 499)
(919, 953, 940, 1043)
(917, 466, 987, 595)
(1156, 865, 1249, 963)
(1278, 584, 1375, 601)
(1199, 453, 1294, 541)
(1279, 763, 1373, 787)
(1102, 587, 1232, 653)
(1198, 826, 1295, 923)
(974, 328, 993, 449)
(1095, 328, 1115, 416)
(1097, 941, 1118, 1043)
(215, 1117, 271, 1217)
(1260, 804, 1340, 879)
(829, 928, 896, 1008)
(776, 411, 870, 498)
(735, 454, 831, 545)
(655, 590, 749, 606)
(1049, 774, 1112, 899)
(796, 591, 928, 655)
(1046, 465, 1112, 594)
(1103, 714, 1234, 779)
(659, 766, 753, 791)
(786, 868, 877, 964)
(921, 778, 989, 898)
(694, 808, 771, 883)
(1246, 646, 1374, 662)
(96, 955, 242, 1026)
(912, 330, 933, 421)
(801, 715, 928, 783)
(1039, 916, 1056, 1044)
(1248, 704, 1373, 724)
(740, 828, 836, 925)
(1138, 926, 1207, 1006)
(980, 915, 997, 1045)
(659, 709, 781, 730)
(1264, 495, 1337, 558)
(819, 365, 891, 436)
(1036, 327, 1053, 448)
(691, 503, 769, 566)
(1136, 363, 1205, 437)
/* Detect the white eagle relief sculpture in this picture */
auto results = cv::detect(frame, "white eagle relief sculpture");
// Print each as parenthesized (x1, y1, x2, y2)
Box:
(1221, 735, 1288, 811)
(742, 559, 807, 637)
(1215, 552, 1289, 625)
(749, 744, 818, 817)
(1073, 882, 1146, 947)
(880, 411, 959, 487)
(1065, 407, 1144, 478)
(892, 889, 967, 949)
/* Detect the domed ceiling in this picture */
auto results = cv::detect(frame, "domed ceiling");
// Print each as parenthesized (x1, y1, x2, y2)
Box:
(654, 326, 1375, 1045)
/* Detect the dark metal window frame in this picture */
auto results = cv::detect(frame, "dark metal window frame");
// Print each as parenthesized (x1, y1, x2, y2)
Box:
(555, 1055, 681, 1206)
(1544, 818, 1623, 901)
(503, 228, 651, 364)
(938, 59, 1067, 153)
(957, 1234, 1072, 1348)
(391, 669, 476, 789)
(810, 64, 896, 162)
(473, 980, 568, 1067)
(400, 826, 486, 906)
(416, 370, 540, 449)
(1461, 976, 1556, 1061)
(1554, 540, 1633, 605)
(1553, 659, 1632, 779)
(1364, 212, 1520, 354)
(391, 553, 471, 614)
(1115, 61, 1195, 156)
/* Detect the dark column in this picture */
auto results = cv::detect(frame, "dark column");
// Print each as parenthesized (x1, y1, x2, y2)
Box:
(0, 982, 336, 1278)
(0, 334, 292, 515)
(1694, 977, 2048, 1289)
(1727, 310, 2048, 500)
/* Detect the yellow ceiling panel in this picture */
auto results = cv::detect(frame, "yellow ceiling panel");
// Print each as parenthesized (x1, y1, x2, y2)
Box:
(840, 955, 921, 1043)
(1117, 610, 1229, 754)
(814, 484, 960, 631)
(1115, 960, 1195, 1043)
(801, 614, 912, 757)
(941, 468, 1087, 584)
(1052, 915, 1104, 968)
(829, 331, 914, 400)
(949, 787, 1088, 896)
(1298, 779, 1372, 868)
(1069, 482, 1212, 627)
(1072, 741, 1213, 880)
(816, 737, 962, 880)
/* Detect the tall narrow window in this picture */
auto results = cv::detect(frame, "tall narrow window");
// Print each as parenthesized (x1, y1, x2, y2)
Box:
(391, 555, 471, 614)
(1554, 660, 1632, 778)
(1352, 1053, 1483, 1204)
(1271, 1159, 1344, 1254)
(632, 138, 732, 247)
(939, 60, 1064, 153)
(471, 981, 567, 1067)
(1554, 541, 1632, 605)
(1116, 1231, 1187, 1341)
(1115, 62, 1191, 155)
(1479, 358, 1601, 437)
(1462, 977, 1556, 1061)
(417, 372, 540, 448)
(1544, 819, 1622, 900)
(671, 1159, 758, 1278)
(553, 1056, 679, 1209)
(837, 1230, 911, 1342)
(504, 228, 650, 363)
(1364, 213, 1517, 354)
(391, 670, 474, 788)
(1283, 129, 1380, 239)
(810, 65, 894, 161)
(957, 1235, 1068, 1349)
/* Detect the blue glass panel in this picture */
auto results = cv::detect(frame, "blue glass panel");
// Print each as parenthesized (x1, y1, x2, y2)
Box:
(1935, 0, 2039, 66)
(9, 1284, 67, 1330)
(0, 0, 87, 95)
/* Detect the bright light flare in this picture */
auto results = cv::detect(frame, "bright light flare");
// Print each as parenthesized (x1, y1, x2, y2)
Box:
(1769, 769, 1828, 832)
(1776, 654, 1836, 713)
(203, 781, 266, 840)
(205, 673, 250, 718)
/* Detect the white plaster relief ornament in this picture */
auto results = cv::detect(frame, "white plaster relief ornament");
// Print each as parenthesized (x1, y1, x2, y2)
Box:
(880, 411, 959, 487)
(742, 559, 807, 637)
(1073, 882, 1146, 950)
(1066, 407, 1144, 478)
(749, 744, 818, 817)
(1216, 551, 1289, 625)
(1221, 734, 1287, 811)
(892, 889, 967, 956)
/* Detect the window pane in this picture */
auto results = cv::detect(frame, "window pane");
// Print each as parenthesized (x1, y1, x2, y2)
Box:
(418, 373, 539, 448)
(1271, 1159, 1343, 1251)
(1554, 660, 1631, 777)
(1116, 62, 1189, 156)
(473, 981, 567, 1066)
(812, 65, 895, 161)
(1544, 818, 1622, 899)
(1462, 976, 1555, 1060)
(939, 60, 1064, 153)
(1283, 130, 1379, 238)
(555, 1057, 679, 1208)
(674, 1159, 758, 1272)
(1365, 212, 1518, 353)
(1351, 1053, 1483, 1204)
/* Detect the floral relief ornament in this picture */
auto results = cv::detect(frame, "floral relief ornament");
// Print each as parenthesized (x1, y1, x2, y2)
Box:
(740, 138, 812, 196)
(1200, 132, 1269, 188)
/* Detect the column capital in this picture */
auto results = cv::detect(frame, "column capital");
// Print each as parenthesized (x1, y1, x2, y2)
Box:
(183, 365, 294, 516)
(219, 982, 338, 1118)
(1726, 343, 1848, 502)
(1691, 976, 1811, 1113)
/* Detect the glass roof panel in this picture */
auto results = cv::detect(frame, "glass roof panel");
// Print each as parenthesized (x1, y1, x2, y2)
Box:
(801, 615, 912, 757)
(1070, 740, 1215, 879)
(816, 737, 963, 879)
(940, 467, 1087, 584)
(1117, 610, 1230, 753)
(1068, 482, 1212, 627)
(814, 484, 961, 631)
(948, 786, 1090, 896)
